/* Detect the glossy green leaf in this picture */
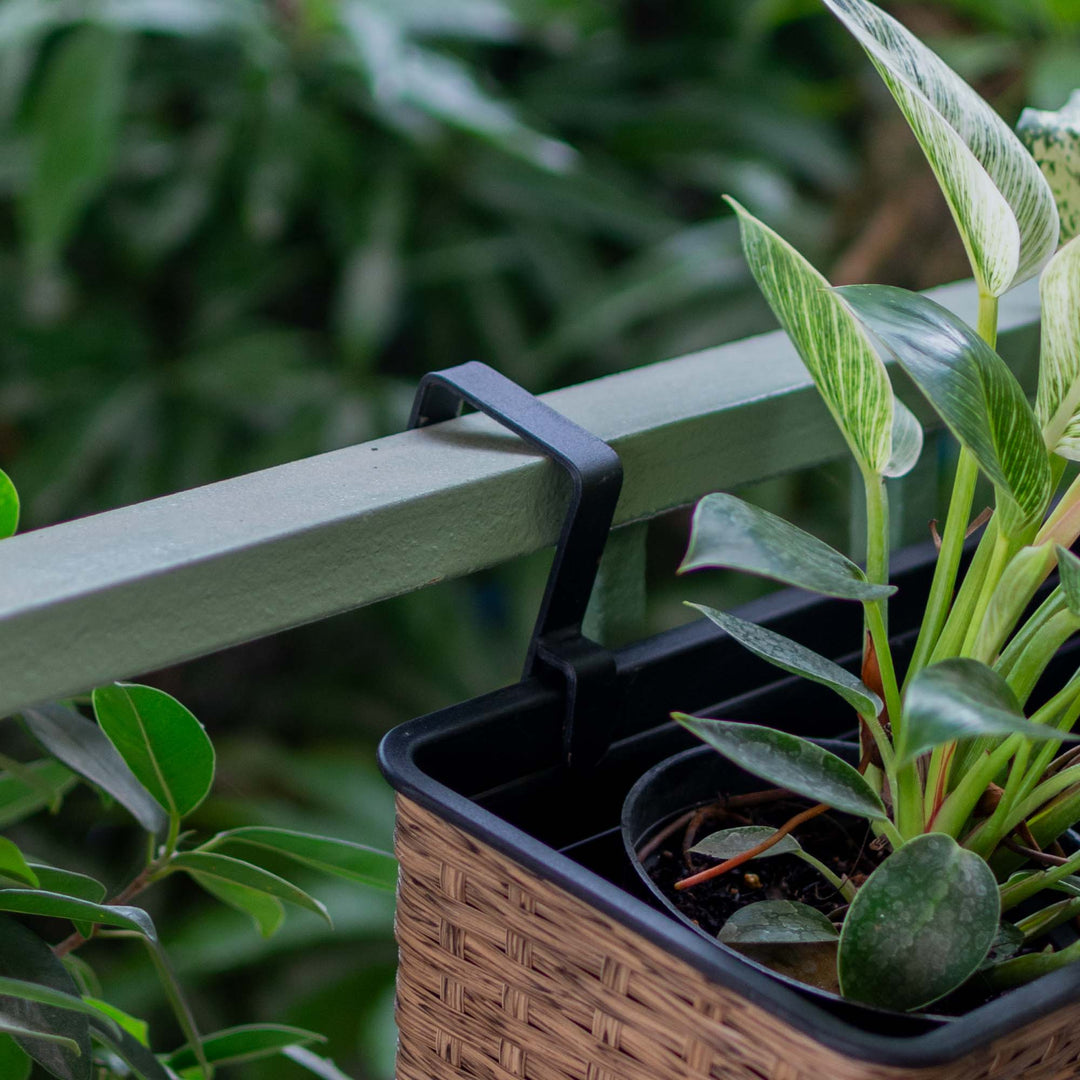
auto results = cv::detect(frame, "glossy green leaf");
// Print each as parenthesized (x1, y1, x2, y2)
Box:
(0, 891, 155, 940)
(1057, 546, 1080, 615)
(689, 604, 881, 718)
(0, 1013, 80, 1058)
(92, 684, 215, 820)
(0, 1035, 30, 1080)
(82, 998, 147, 1047)
(838, 833, 999, 1010)
(898, 659, 1078, 765)
(0, 470, 18, 540)
(21, 25, 131, 268)
(87, 1018, 172, 1080)
(673, 715, 887, 820)
(27, 866, 105, 906)
(1018, 90, 1080, 243)
(204, 827, 398, 891)
(1036, 236, 1080, 458)
(191, 873, 285, 939)
(824, 0, 1058, 295)
(719, 900, 839, 945)
(21, 704, 166, 834)
(725, 198, 896, 475)
(680, 494, 894, 601)
(0, 760, 76, 828)
(0, 917, 91, 1080)
(0, 979, 118, 1038)
(884, 399, 924, 479)
(0, 840, 37, 889)
(165, 1024, 325, 1070)
(836, 285, 1051, 531)
(690, 826, 802, 861)
(169, 852, 330, 926)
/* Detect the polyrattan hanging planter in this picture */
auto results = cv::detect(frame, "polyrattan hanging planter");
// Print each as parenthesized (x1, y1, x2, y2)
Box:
(379, 363, 1080, 1080)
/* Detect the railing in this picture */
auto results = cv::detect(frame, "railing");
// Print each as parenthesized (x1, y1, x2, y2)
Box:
(0, 278, 1040, 717)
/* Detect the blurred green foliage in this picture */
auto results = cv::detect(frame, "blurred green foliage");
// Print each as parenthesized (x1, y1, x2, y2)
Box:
(0, 1, 1078, 1076)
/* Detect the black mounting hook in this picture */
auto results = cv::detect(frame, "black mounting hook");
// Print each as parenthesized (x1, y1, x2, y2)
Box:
(409, 361, 623, 769)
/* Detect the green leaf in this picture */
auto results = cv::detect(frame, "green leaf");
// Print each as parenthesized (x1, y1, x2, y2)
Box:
(168, 852, 331, 926)
(0, 1013, 81, 1058)
(719, 900, 839, 945)
(191, 873, 285, 939)
(92, 684, 215, 820)
(884, 399, 924, 479)
(204, 827, 398, 891)
(165, 1024, 325, 1071)
(673, 715, 887, 820)
(0, 979, 118, 1038)
(0, 760, 76, 828)
(689, 604, 882, 718)
(690, 826, 802, 861)
(0, 470, 18, 540)
(898, 658, 1079, 765)
(283, 1045, 357, 1080)
(838, 833, 999, 1010)
(27, 866, 105, 906)
(0, 1035, 31, 1080)
(1035, 236, 1080, 458)
(725, 198, 897, 476)
(21, 704, 166, 834)
(680, 493, 894, 601)
(0, 891, 156, 941)
(1018, 90, 1080, 243)
(87, 1018, 172, 1080)
(836, 285, 1051, 532)
(21, 25, 131, 269)
(0, 840, 37, 889)
(0, 916, 91, 1080)
(1057, 545, 1080, 615)
(824, 0, 1058, 295)
(82, 998, 147, 1047)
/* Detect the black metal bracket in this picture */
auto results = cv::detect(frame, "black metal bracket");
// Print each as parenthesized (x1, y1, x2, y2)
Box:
(409, 361, 623, 769)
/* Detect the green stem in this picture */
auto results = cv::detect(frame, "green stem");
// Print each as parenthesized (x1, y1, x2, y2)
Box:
(143, 939, 213, 1080)
(935, 736, 1020, 839)
(905, 292, 998, 681)
(1000, 844, 1080, 911)
(797, 851, 858, 902)
(959, 529, 1011, 657)
(998, 589, 1066, 685)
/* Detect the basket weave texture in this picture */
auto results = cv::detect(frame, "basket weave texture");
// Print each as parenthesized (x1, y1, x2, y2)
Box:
(394, 795, 1080, 1080)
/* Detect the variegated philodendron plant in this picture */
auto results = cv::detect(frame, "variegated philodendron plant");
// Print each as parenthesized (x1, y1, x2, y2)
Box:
(672, 0, 1080, 1014)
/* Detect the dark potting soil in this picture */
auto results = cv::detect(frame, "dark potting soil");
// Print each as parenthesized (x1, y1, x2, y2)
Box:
(643, 795, 883, 938)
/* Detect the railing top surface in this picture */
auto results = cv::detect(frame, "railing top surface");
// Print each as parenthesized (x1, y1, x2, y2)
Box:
(0, 278, 1040, 713)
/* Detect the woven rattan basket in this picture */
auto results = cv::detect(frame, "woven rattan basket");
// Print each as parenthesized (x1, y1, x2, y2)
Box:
(380, 363, 1080, 1080)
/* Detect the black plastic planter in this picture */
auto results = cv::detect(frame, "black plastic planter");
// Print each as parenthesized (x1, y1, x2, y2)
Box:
(379, 363, 1080, 1080)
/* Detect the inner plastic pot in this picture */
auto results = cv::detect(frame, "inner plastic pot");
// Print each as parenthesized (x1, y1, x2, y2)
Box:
(622, 740, 956, 1031)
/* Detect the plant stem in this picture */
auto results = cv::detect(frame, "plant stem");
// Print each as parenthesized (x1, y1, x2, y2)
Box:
(906, 291, 998, 681)
(960, 528, 1010, 657)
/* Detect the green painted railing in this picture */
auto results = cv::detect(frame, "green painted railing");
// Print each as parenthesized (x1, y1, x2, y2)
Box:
(0, 279, 1040, 716)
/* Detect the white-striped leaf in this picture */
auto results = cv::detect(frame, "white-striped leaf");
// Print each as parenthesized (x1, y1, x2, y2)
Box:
(1018, 91, 1080, 244)
(689, 603, 882, 718)
(1036, 235, 1080, 458)
(1057, 546, 1080, 617)
(836, 285, 1051, 533)
(726, 198, 896, 476)
(824, 0, 1058, 295)
(680, 493, 894, 602)
(884, 399, 923, 478)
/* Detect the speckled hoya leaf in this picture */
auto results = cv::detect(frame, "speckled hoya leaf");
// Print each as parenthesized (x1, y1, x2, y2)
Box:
(838, 833, 999, 1011)
(673, 715, 887, 821)
(680, 494, 894, 602)
(1019, 91, 1080, 243)
(836, 285, 1051, 533)
(689, 604, 882, 718)
(1035, 236, 1080, 459)
(725, 198, 898, 477)
(719, 900, 838, 945)
(823, 0, 1058, 296)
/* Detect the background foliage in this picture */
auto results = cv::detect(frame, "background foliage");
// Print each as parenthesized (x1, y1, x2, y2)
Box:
(0, 0, 1077, 1075)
